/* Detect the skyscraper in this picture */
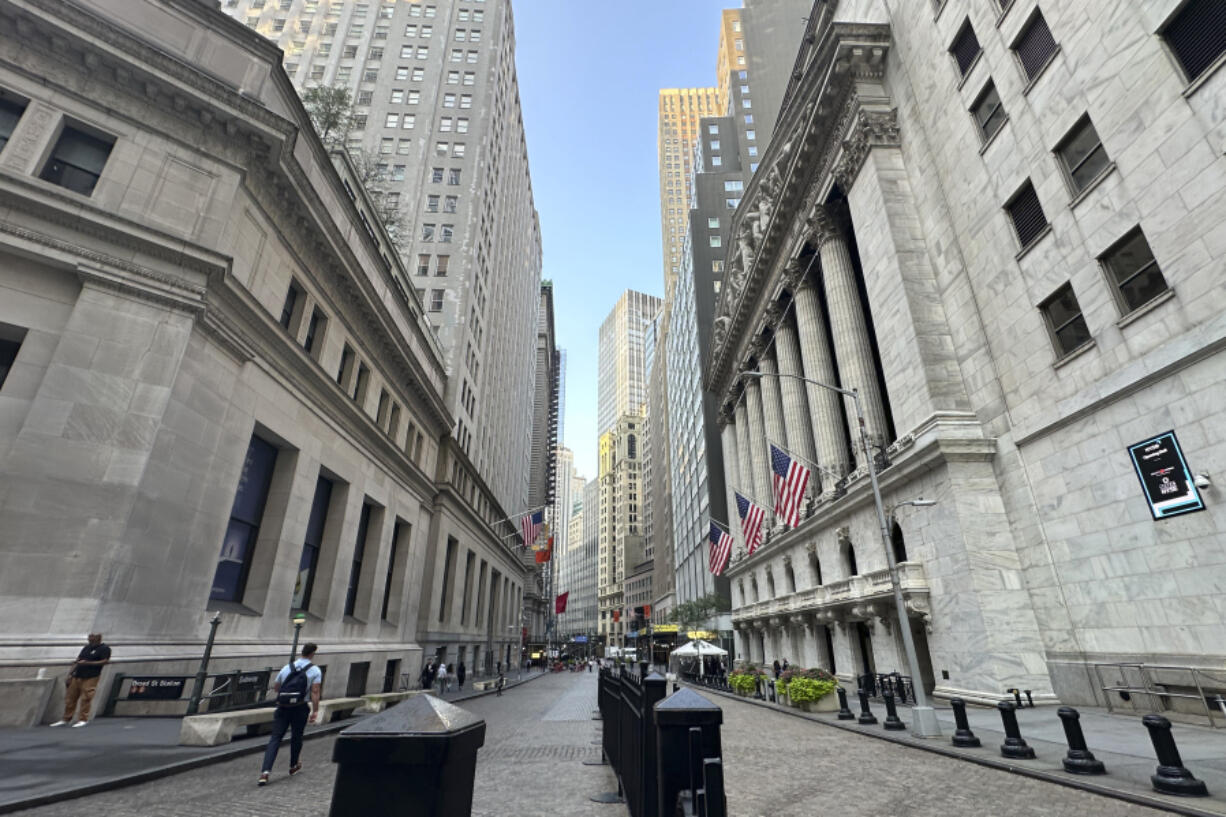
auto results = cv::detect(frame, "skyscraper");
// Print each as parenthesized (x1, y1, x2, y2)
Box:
(223, 0, 542, 516)
(657, 88, 721, 293)
(596, 290, 663, 437)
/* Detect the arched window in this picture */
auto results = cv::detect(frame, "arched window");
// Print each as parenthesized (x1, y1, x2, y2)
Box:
(891, 522, 908, 564)
(843, 542, 858, 577)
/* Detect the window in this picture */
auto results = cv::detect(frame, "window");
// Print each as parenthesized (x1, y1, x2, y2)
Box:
(1056, 116, 1110, 193)
(435, 141, 448, 155)
(436, 255, 450, 276)
(431, 167, 444, 182)
(459, 94, 472, 108)
(463, 72, 475, 86)
(1013, 11, 1059, 82)
(724, 180, 743, 192)
(470, 29, 481, 42)
(1163, 0, 1226, 82)
(407, 90, 420, 104)
(744, 114, 753, 124)
(467, 50, 479, 63)
(750, 162, 759, 172)
(710, 140, 720, 150)
(1040, 284, 1092, 357)
(747, 146, 758, 156)
(440, 117, 453, 132)
(390, 89, 404, 104)
(448, 168, 461, 185)
(344, 502, 374, 617)
(708, 124, 718, 135)
(429, 289, 444, 311)
(443, 93, 456, 107)
(1005, 180, 1047, 249)
(391, 164, 406, 180)
(402, 115, 415, 130)
(448, 70, 460, 84)
(712, 260, 724, 273)
(1101, 229, 1169, 314)
(473, 10, 483, 21)
(39, 125, 114, 196)
(439, 224, 453, 243)
(421, 24, 433, 37)
(303, 308, 326, 358)
(455, 29, 466, 41)
(417, 254, 430, 276)
(950, 19, 982, 78)
(725, 198, 740, 209)
(426, 194, 440, 212)
(210, 435, 279, 602)
(382, 520, 407, 621)
(709, 235, 722, 248)
(745, 129, 756, 141)
(741, 98, 752, 108)
(421, 223, 435, 241)
(336, 344, 355, 386)
(353, 362, 370, 404)
(384, 113, 399, 128)
(396, 66, 409, 80)
(279, 280, 303, 330)
(424, 4, 436, 17)
(292, 475, 334, 610)
(0, 323, 25, 389)
(451, 48, 463, 62)
(379, 137, 393, 154)
(456, 117, 468, 133)
(416, 46, 429, 59)
(707, 217, 719, 228)
(409, 3, 421, 15)
(452, 143, 465, 157)
(396, 138, 411, 155)
(711, 156, 722, 166)
(971, 80, 1006, 141)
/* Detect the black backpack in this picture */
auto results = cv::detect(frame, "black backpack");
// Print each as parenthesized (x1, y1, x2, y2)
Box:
(277, 662, 313, 707)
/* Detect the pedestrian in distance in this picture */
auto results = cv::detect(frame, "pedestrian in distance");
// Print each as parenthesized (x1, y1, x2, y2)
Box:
(258, 643, 322, 786)
(436, 662, 449, 695)
(496, 667, 506, 696)
(51, 633, 111, 728)
(772, 659, 782, 680)
(782, 658, 790, 672)
(457, 661, 466, 690)
(418, 660, 432, 691)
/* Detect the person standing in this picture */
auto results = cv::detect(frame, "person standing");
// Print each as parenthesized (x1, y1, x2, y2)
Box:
(772, 659, 782, 680)
(258, 643, 322, 786)
(436, 663, 449, 695)
(418, 660, 433, 691)
(50, 633, 111, 728)
(457, 661, 466, 691)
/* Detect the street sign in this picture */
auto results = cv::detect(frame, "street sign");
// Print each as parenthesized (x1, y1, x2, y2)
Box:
(127, 677, 187, 700)
(574, 635, 588, 643)
(1127, 430, 1205, 520)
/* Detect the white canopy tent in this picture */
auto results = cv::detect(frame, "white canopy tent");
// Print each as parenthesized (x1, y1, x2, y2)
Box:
(668, 640, 728, 676)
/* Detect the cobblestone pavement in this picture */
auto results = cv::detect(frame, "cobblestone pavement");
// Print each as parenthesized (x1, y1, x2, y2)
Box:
(14, 671, 1171, 817)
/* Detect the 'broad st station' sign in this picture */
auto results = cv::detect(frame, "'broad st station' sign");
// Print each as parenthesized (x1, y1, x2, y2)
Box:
(1126, 430, 1205, 520)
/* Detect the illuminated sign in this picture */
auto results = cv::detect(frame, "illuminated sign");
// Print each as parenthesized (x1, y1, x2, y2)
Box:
(1127, 431, 1205, 520)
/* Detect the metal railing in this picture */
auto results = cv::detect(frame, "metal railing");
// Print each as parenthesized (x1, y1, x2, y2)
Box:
(598, 663, 665, 817)
(1094, 662, 1226, 728)
(857, 672, 914, 704)
(680, 671, 732, 694)
(102, 669, 274, 717)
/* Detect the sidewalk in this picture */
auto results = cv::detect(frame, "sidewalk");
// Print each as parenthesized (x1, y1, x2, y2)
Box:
(0, 669, 548, 814)
(689, 683, 1226, 817)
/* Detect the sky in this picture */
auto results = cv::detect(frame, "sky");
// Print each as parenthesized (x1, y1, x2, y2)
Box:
(513, 1, 729, 480)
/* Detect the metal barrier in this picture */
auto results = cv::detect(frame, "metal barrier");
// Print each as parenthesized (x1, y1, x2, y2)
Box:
(856, 672, 913, 704)
(597, 663, 667, 817)
(102, 669, 273, 717)
(679, 671, 731, 694)
(655, 688, 726, 817)
(1093, 662, 1226, 728)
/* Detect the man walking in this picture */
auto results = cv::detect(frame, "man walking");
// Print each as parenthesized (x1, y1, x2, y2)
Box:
(457, 661, 466, 691)
(258, 643, 322, 786)
(50, 633, 110, 727)
(436, 662, 449, 695)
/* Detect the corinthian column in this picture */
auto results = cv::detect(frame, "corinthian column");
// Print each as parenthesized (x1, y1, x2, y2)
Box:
(773, 315, 818, 488)
(734, 400, 753, 502)
(792, 279, 850, 482)
(758, 349, 788, 453)
(744, 377, 772, 520)
(812, 205, 889, 454)
(721, 419, 743, 549)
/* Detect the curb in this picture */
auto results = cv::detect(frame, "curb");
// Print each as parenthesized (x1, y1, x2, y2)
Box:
(686, 684, 1224, 817)
(0, 670, 550, 815)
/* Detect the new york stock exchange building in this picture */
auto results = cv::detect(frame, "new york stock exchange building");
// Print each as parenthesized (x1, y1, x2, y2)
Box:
(708, 0, 1226, 710)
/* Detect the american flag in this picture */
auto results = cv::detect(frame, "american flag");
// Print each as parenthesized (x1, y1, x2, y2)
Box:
(520, 510, 543, 547)
(771, 443, 810, 528)
(735, 491, 765, 554)
(708, 522, 733, 576)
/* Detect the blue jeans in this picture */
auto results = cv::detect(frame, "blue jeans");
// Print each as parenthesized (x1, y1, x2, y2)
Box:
(261, 705, 309, 772)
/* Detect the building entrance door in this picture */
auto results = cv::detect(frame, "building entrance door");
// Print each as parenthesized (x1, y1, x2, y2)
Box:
(855, 622, 875, 679)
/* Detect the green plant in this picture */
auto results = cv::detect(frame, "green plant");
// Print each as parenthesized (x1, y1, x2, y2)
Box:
(786, 676, 837, 704)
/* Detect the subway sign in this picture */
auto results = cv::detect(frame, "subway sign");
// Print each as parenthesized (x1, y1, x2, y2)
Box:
(1127, 431, 1205, 520)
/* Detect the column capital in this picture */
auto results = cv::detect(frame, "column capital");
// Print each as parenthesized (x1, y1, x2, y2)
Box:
(805, 203, 841, 250)
(781, 258, 809, 293)
(833, 107, 900, 192)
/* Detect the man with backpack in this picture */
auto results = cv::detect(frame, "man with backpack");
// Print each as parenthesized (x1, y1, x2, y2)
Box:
(258, 643, 322, 786)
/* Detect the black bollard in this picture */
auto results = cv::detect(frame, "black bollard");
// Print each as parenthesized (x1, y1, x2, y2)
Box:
(1142, 714, 1209, 796)
(768, 680, 776, 703)
(997, 701, 1036, 759)
(1009, 688, 1023, 708)
(882, 692, 906, 731)
(1024, 689, 1034, 708)
(753, 676, 764, 701)
(950, 698, 981, 748)
(1057, 708, 1105, 775)
(836, 686, 855, 721)
(857, 689, 878, 725)
(328, 694, 485, 817)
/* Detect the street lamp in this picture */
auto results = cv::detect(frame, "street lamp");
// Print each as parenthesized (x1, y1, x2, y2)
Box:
(740, 370, 941, 737)
(289, 612, 307, 665)
(186, 611, 222, 716)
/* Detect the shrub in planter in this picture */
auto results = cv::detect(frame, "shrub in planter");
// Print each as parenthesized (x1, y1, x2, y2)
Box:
(787, 676, 838, 711)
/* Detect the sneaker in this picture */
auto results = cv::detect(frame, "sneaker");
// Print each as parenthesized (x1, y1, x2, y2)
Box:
(289, 762, 302, 776)
(257, 772, 269, 787)
(49, 720, 68, 727)
(71, 721, 88, 728)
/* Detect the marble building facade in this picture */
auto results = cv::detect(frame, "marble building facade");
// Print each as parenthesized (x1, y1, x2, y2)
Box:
(708, 0, 1226, 707)
(0, 0, 529, 722)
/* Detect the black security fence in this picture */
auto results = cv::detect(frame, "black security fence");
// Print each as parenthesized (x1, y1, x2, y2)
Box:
(595, 665, 727, 817)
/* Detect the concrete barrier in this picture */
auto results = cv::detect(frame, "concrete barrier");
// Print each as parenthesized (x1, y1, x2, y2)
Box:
(0, 679, 55, 728)
(179, 696, 368, 746)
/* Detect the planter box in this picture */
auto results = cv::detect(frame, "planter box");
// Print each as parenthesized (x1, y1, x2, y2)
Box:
(800, 694, 839, 713)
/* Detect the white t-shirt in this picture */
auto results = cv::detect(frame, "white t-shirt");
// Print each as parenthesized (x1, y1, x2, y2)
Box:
(276, 658, 323, 688)
(437, 665, 448, 679)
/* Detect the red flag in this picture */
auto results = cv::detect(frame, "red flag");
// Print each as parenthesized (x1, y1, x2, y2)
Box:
(643, 604, 651, 619)
(555, 591, 569, 614)
(612, 609, 621, 623)
(535, 548, 551, 563)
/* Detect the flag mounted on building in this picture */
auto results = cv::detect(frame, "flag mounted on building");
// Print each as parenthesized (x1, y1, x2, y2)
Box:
(534, 538, 552, 563)
(520, 509, 543, 547)
(612, 609, 621, 623)
(555, 591, 569, 614)
(770, 443, 810, 528)
(735, 491, 765, 554)
(708, 521, 733, 575)
(532, 527, 552, 551)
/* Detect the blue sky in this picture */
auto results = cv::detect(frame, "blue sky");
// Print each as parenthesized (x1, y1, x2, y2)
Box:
(514, 0, 728, 480)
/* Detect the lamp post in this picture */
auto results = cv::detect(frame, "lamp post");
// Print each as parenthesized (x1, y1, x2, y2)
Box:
(740, 370, 941, 737)
(186, 611, 222, 717)
(289, 612, 307, 665)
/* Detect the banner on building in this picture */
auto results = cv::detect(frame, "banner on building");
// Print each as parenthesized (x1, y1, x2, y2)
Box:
(1127, 430, 1205, 520)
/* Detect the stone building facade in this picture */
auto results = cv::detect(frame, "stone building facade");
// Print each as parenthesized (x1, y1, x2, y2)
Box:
(708, 0, 1226, 707)
(0, 0, 528, 722)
